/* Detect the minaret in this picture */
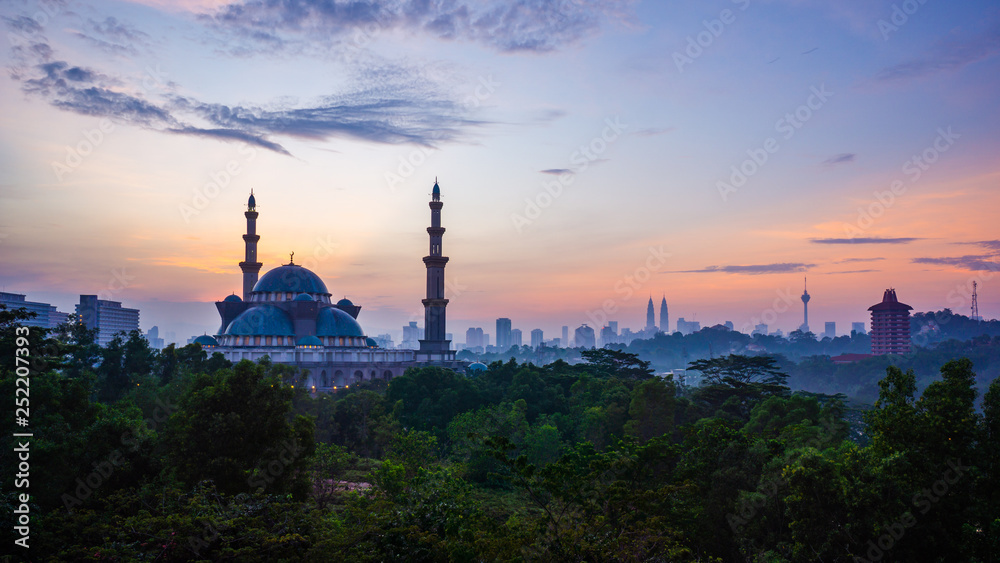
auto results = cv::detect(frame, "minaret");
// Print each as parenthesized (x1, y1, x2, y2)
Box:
(659, 296, 669, 334)
(239, 190, 263, 300)
(645, 297, 656, 331)
(800, 277, 811, 333)
(418, 179, 453, 359)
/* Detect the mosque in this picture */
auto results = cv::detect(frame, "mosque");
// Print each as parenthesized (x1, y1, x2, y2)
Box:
(193, 181, 462, 389)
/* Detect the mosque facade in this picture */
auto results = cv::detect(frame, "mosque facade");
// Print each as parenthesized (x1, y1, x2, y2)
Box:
(197, 182, 460, 390)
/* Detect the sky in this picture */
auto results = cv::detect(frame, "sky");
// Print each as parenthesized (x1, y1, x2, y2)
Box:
(1, 0, 999, 344)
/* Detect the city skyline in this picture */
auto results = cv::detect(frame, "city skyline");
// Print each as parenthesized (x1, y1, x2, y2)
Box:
(2, 0, 999, 342)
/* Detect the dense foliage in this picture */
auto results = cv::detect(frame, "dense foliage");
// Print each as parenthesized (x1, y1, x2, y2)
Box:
(2, 305, 999, 561)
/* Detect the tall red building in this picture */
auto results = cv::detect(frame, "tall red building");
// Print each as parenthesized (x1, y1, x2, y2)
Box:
(868, 288, 912, 355)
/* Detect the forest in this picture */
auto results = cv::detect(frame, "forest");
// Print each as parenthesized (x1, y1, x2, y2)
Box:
(2, 305, 999, 562)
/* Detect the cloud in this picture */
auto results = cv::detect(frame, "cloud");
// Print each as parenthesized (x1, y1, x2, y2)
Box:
(203, 0, 637, 54)
(827, 269, 879, 274)
(540, 168, 572, 175)
(958, 240, 1000, 251)
(70, 16, 152, 56)
(876, 25, 1000, 81)
(675, 263, 814, 275)
(822, 152, 855, 165)
(810, 237, 921, 244)
(834, 257, 885, 264)
(5, 23, 482, 154)
(634, 127, 674, 137)
(913, 255, 1000, 272)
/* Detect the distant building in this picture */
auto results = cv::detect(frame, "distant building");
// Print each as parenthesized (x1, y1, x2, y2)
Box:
(145, 326, 165, 350)
(645, 297, 657, 331)
(869, 288, 912, 355)
(0, 292, 70, 329)
(575, 324, 596, 348)
(676, 317, 700, 335)
(659, 297, 669, 334)
(465, 327, 485, 349)
(510, 328, 523, 348)
(373, 333, 395, 349)
(530, 328, 544, 349)
(561, 326, 569, 348)
(401, 321, 422, 349)
(600, 325, 617, 346)
(620, 327, 635, 345)
(496, 318, 512, 351)
(724, 321, 734, 331)
(851, 322, 867, 335)
(752, 323, 768, 336)
(76, 295, 140, 346)
(824, 322, 836, 340)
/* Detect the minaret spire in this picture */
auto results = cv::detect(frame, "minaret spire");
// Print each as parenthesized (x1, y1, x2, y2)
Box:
(418, 178, 454, 361)
(239, 190, 263, 300)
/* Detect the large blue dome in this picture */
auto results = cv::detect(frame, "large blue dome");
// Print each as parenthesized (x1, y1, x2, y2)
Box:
(225, 305, 294, 336)
(316, 307, 364, 337)
(252, 264, 329, 295)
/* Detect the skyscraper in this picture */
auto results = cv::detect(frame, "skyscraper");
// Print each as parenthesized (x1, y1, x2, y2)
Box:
(800, 277, 811, 333)
(496, 317, 512, 350)
(575, 324, 596, 348)
(530, 328, 544, 349)
(76, 295, 140, 346)
(418, 179, 455, 361)
(659, 296, 669, 334)
(511, 328, 523, 348)
(869, 288, 912, 355)
(561, 326, 569, 347)
(851, 322, 866, 335)
(645, 297, 656, 331)
(824, 322, 836, 340)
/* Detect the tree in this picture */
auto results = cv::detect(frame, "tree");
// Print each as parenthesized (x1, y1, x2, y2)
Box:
(624, 377, 677, 442)
(581, 348, 654, 381)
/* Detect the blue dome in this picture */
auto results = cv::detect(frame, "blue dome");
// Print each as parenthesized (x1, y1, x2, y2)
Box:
(225, 305, 294, 336)
(316, 307, 364, 337)
(223, 294, 242, 302)
(294, 293, 314, 301)
(252, 264, 329, 295)
(337, 297, 354, 307)
(297, 335, 323, 347)
(468, 362, 488, 373)
(193, 335, 219, 347)
(365, 337, 378, 348)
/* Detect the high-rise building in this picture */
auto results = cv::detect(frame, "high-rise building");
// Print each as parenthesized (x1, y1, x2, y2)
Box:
(496, 318, 512, 350)
(510, 328, 523, 348)
(402, 321, 422, 349)
(676, 317, 700, 335)
(824, 322, 836, 340)
(145, 326, 165, 350)
(659, 296, 669, 334)
(530, 328, 544, 349)
(600, 325, 616, 346)
(752, 323, 768, 336)
(465, 327, 485, 349)
(645, 297, 656, 331)
(0, 292, 69, 329)
(417, 179, 455, 361)
(76, 295, 140, 346)
(575, 324, 596, 348)
(869, 288, 912, 355)
(851, 322, 866, 335)
(561, 326, 569, 347)
(800, 277, 811, 333)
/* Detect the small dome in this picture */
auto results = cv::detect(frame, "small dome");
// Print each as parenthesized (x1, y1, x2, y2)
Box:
(294, 293, 314, 301)
(252, 264, 329, 295)
(316, 307, 364, 338)
(365, 337, 378, 348)
(297, 335, 323, 347)
(337, 297, 354, 307)
(223, 294, 243, 302)
(468, 362, 488, 374)
(193, 335, 219, 347)
(225, 305, 294, 336)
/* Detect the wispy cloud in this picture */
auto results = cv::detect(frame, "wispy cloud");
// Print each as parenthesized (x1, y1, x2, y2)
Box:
(811, 237, 921, 244)
(912, 255, 1000, 272)
(70, 16, 152, 56)
(958, 240, 1000, 251)
(674, 263, 814, 275)
(822, 152, 855, 165)
(203, 0, 637, 54)
(876, 25, 1000, 81)
(827, 269, 879, 274)
(834, 257, 885, 264)
(540, 168, 572, 175)
(634, 127, 674, 137)
(5, 22, 482, 154)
